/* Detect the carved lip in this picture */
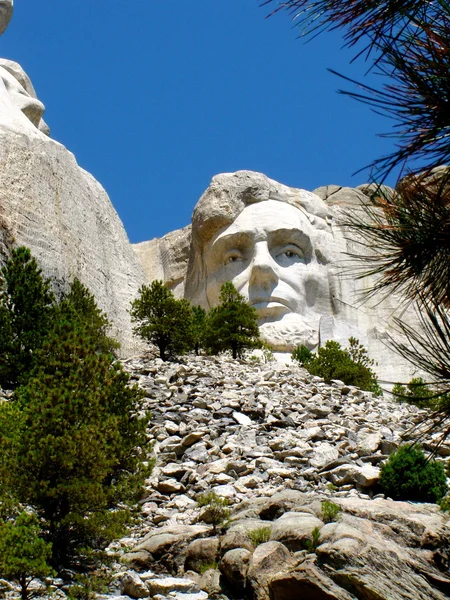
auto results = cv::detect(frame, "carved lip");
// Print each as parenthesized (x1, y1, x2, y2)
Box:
(250, 297, 292, 311)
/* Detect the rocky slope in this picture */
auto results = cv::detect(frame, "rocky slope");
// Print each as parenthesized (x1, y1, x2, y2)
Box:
(112, 353, 450, 600)
(3, 352, 450, 600)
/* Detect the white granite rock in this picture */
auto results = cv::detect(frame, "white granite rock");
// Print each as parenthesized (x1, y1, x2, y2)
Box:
(0, 57, 146, 356)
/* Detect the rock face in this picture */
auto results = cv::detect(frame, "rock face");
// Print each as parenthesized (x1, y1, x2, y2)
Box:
(0, 0, 13, 36)
(133, 171, 422, 382)
(111, 352, 450, 600)
(0, 56, 146, 355)
(134, 226, 191, 299)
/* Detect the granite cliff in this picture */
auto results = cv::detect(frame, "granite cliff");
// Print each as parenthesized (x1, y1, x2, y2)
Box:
(0, 52, 146, 355)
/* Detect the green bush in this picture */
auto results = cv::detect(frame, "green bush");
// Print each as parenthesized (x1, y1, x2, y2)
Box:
(197, 561, 219, 574)
(0, 511, 55, 600)
(321, 501, 340, 524)
(249, 526, 271, 547)
(392, 377, 442, 409)
(291, 344, 312, 365)
(130, 280, 194, 361)
(196, 491, 230, 532)
(379, 444, 447, 503)
(0, 247, 55, 389)
(304, 526, 321, 552)
(439, 496, 450, 513)
(304, 338, 381, 395)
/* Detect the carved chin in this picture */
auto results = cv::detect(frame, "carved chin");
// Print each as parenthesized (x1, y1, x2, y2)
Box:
(259, 314, 320, 352)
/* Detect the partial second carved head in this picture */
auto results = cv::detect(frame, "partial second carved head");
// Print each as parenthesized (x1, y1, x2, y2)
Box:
(0, 0, 13, 36)
(0, 59, 49, 134)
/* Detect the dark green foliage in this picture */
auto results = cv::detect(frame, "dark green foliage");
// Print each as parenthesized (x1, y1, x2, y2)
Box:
(0, 247, 54, 389)
(0, 511, 55, 600)
(191, 305, 207, 355)
(130, 280, 194, 360)
(61, 278, 120, 356)
(291, 344, 312, 365)
(0, 312, 151, 569)
(304, 526, 321, 553)
(205, 282, 260, 359)
(67, 572, 110, 600)
(379, 445, 447, 503)
(249, 526, 271, 547)
(392, 377, 438, 408)
(304, 338, 381, 395)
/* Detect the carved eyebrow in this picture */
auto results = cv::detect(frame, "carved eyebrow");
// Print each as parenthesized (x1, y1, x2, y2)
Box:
(210, 231, 253, 253)
(268, 228, 313, 253)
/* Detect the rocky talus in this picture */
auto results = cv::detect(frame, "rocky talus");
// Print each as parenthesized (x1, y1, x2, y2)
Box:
(3, 353, 450, 600)
(114, 354, 450, 600)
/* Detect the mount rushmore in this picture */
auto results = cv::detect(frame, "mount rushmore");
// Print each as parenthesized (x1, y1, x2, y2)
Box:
(0, 0, 420, 382)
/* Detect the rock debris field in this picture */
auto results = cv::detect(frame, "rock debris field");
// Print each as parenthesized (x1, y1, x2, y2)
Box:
(4, 353, 450, 600)
(114, 354, 450, 600)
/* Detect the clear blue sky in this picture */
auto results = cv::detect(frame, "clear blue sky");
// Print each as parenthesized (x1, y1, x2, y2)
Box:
(1, 1, 398, 243)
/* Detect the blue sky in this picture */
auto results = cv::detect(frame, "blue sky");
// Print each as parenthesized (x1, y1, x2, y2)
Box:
(1, 1, 398, 243)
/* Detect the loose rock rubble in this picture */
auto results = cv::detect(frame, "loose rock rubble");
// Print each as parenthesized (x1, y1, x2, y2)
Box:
(4, 352, 450, 599)
(115, 353, 450, 600)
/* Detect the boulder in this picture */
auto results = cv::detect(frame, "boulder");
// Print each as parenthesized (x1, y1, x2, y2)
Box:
(184, 537, 219, 573)
(270, 511, 324, 551)
(125, 524, 210, 572)
(269, 562, 355, 600)
(247, 541, 294, 600)
(220, 548, 252, 593)
(120, 572, 149, 599)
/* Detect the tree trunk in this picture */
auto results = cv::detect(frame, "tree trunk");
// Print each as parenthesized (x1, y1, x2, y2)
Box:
(20, 574, 29, 600)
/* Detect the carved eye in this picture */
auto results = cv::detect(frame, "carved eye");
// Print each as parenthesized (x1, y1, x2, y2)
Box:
(276, 245, 305, 263)
(224, 253, 242, 265)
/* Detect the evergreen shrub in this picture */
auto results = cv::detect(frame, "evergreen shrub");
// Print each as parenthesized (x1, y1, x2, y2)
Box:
(300, 338, 381, 395)
(379, 444, 447, 503)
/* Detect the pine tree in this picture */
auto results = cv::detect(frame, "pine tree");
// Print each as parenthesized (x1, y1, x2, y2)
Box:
(61, 278, 120, 356)
(130, 280, 194, 360)
(0, 310, 151, 569)
(304, 339, 381, 395)
(0, 247, 54, 389)
(0, 511, 54, 600)
(205, 282, 260, 359)
(191, 305, 207, 355)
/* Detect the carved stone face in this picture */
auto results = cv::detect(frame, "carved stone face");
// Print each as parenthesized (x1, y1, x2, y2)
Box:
(204, 200, 334, 350)
(0, 66, 45, 128)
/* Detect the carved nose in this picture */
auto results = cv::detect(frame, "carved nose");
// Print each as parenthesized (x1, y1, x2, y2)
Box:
(249, 243, 278, 288)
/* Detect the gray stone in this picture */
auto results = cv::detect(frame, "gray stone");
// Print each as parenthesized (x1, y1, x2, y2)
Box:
(270, 512, 324, 551)
(120, 571, 149, 599)
(147, 577, 200, 596)
(220, 548, 252, 593)
(269, 562, 355, 600)
(135, 170, 423, 382)
(247, 542, 294, 600)
(184, 537, 219, 573)
(0, 0, 13, 35)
